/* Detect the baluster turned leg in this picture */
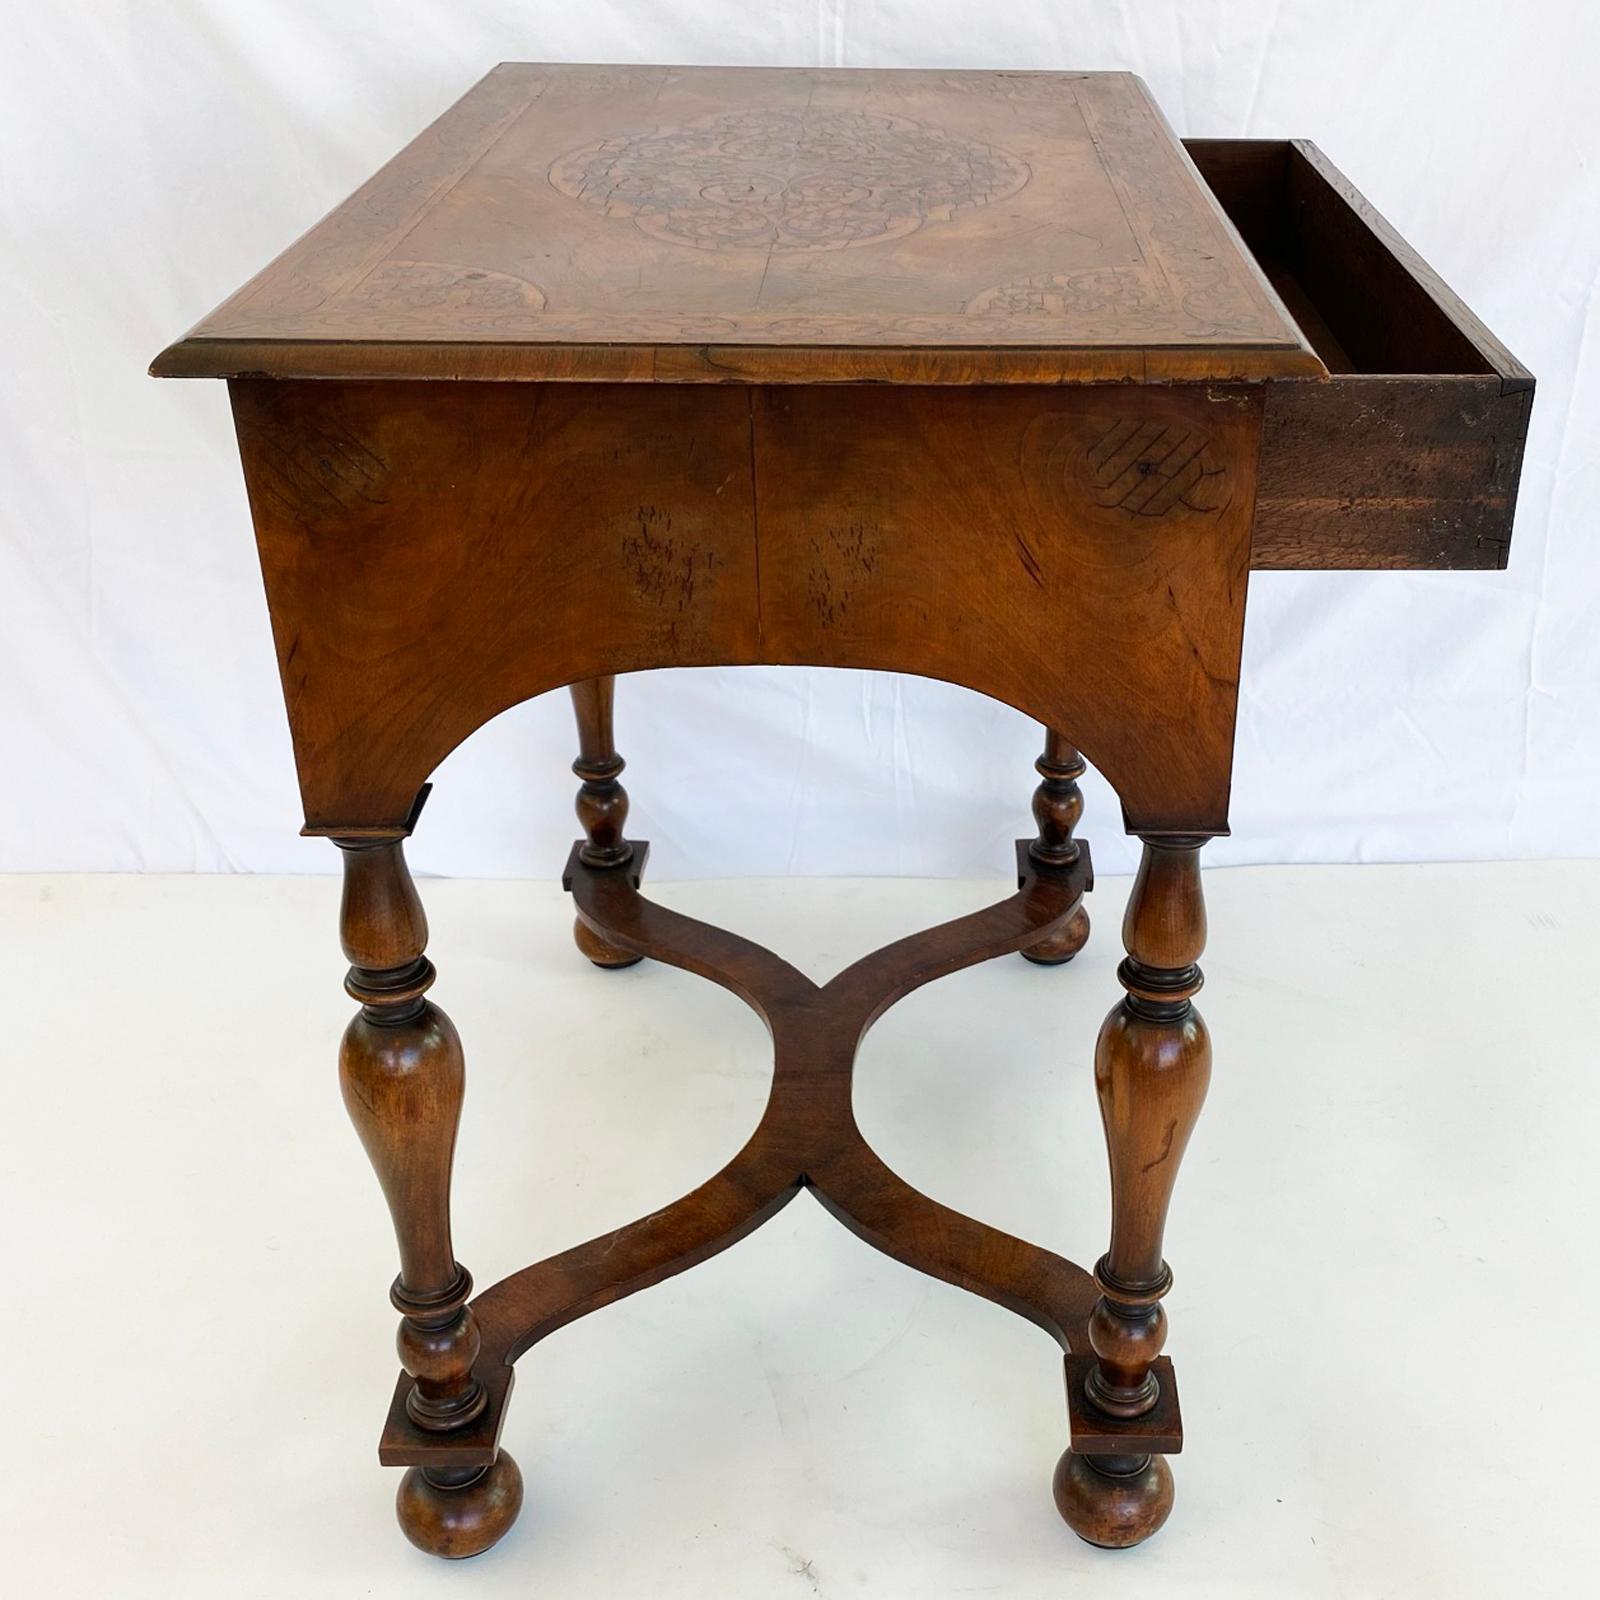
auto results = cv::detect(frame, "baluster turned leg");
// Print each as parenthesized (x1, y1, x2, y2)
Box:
(336, 835, 522, 1559)
(1054, 838, 1212, 1548)
(568, 676, 643, 968)
(1023, 729, 1091, 964)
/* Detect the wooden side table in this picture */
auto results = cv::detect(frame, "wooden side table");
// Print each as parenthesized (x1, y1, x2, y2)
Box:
(154, 64, 1532, 1561)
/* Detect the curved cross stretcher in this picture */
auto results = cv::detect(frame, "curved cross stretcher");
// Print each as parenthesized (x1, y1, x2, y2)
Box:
(377, 840, 1181, 1474)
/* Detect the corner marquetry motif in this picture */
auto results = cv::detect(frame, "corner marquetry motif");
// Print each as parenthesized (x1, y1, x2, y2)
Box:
(968, 268, 1166, 323)
(346, 260, 547, 315)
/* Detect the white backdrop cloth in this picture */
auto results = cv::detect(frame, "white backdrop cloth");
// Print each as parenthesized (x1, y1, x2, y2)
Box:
(3, 2, 1596, 880)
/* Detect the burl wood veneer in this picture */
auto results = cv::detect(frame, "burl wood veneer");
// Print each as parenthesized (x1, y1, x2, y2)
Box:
(154, 63, 1531, 1562)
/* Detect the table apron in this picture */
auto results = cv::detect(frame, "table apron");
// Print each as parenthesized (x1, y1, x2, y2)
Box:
(229, 378, 1263, 838)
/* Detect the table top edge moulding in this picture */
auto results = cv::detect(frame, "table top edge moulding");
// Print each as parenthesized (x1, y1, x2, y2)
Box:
(150, 62, 1326, 386)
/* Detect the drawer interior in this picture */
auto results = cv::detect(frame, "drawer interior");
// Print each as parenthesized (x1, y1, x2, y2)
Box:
(1186, 139, 1515, 380)
(1185, 138, 1533, 569)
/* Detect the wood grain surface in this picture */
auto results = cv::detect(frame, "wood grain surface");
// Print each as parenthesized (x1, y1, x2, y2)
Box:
(154, 64, 1322, 384)
(231, 377, 1260, 837)
(146, 66, 1537, 1570)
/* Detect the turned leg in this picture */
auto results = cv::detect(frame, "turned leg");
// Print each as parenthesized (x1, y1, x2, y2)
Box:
(568, 676, 643, 968)
(1022, 729, 1091, 964)
(1055, 838, 1211, 1549)
(336, 835, 522, 1559)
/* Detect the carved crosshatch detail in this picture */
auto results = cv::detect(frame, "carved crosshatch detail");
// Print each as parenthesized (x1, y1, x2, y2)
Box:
(1083, 419, 1226, 517)
(547, 108, 1031, 254)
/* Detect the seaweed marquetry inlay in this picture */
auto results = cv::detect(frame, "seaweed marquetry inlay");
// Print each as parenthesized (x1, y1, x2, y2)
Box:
(548, 108, 1030, 254)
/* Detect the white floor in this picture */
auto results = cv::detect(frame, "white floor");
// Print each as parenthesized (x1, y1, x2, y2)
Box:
(4, 861, 1596, 1598)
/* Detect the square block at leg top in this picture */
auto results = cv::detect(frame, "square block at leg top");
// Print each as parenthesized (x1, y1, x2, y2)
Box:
(378, 1361, 515, 1469)
(1064, 1353, 1183, 1456)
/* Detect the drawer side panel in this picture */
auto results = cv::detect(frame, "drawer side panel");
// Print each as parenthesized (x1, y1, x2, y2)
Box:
(1252, 377, 1531, 570)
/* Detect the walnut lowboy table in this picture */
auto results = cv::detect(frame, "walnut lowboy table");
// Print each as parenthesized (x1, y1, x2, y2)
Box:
(154, 64, 1531, 1560)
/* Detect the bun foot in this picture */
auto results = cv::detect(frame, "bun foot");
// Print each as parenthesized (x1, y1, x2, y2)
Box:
(397, 1451, 524, 1560)
(1022, 905, 1090, 966)
(1052, 1449, 1173, 1549)
(574, 916, 643, 969)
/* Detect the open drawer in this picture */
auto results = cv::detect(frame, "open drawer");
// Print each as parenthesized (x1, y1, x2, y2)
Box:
(1185, 139, 1533, 570)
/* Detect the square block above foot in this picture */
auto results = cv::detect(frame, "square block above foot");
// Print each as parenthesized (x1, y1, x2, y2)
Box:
(1064, 1353, 1183, 1456)
(378, 1360, 515, 1469)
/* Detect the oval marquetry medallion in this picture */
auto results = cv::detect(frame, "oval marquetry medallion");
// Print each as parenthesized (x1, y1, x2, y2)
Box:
(548, 108, 1030, 254)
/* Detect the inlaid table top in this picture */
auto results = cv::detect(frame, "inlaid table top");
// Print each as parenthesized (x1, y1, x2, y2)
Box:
(153, 63, 1326, 385)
